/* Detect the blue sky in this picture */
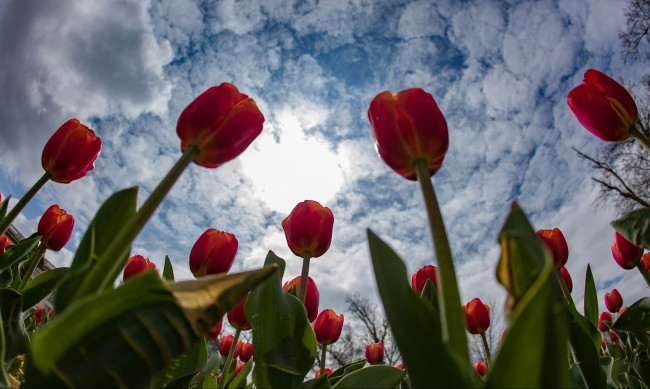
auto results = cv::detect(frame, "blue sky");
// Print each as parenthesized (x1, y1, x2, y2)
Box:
(0, 0, 647, 325)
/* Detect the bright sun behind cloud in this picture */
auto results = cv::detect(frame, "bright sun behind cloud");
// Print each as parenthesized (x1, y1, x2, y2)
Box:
(240, 105, 346, 214)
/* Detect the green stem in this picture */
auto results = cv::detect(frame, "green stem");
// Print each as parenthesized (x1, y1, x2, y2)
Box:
(319, 344, 327, 377)
(636, 261, 650, 289)
(219, 328, 241, 389)
(630, 126, 650, 154)
(413, 159, 468, 365)
(479, 332, 492, 366)
(95, 146, 199, 291)
(298, 252, 311, 304)
(17, 244, 47, 293)
(0, 172, 50, 236)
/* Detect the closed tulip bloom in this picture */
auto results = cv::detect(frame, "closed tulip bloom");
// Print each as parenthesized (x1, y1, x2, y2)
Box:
(560, 267, 573, 293)
(536, 228, 569, 268)
(41, 119, 102, 183)
(313, 309, 344, 345)
(609, 330, 619, 343)
(567, 69, 638, 142)
(604, 289, 623, 313)
(189, 229, 238, 277)
(411, 265, 438, 294)
(368, 88, 449, 180)
(239, 342, 254, 362)
(598, 312, 613, 332)
(33, 306, 44, 326)
(123, 255, 157, 281)
(177, 83, 264, 168)
(206, 320, 223, 341)
(0, 235, 11, 255)
(464, 298, 490, 335)
(395, 363, 404, 370)
(365, 343, 384, 365)
(641, 252, 650, 271)
(219, 335, 243, 358)
(282, 200, 334, 258)
(283, 276, 320, 322)
(474, 362, 488, 377)
(611, 231, 643, 270)
(315, 368, 333, 378)
(227, 295, 251, 331)
(216, 361, 245, 384)
(38, 205, 74, 251)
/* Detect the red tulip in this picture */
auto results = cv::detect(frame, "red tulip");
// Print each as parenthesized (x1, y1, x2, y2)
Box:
(33, 306, 44, 326)
(207, 320, 223, 341)
(365, 343, 384, 365)
(609, 330, 619, 342)
(604, 289, 623, 313)
(368, 88, 449, 180)
(227, 295, 251, 331)
(567, 69, 638, 142)
(315, 368, 333, 378)
(216, 361, 245, 384)
(240, 342, 254, 362)
(176, 83, 264, 168)
(395, 363, 404, 370)
(464, 298, 491, 335)
(0, 235, 12, 255)
(598, 312, 613, 332)
(473, 362, 488, 377)
(189, 229, 238, 277)
(313, 309, 344, 345)
(283, 276, 320, 322)
(560, 267, 573, 293)
(41, 119, 102, 183)
(123, 255, 156, 281)
(411, 265, 437, 294)
(536, 228, 569, 268)
(282, 200, 334, 258)
(38, 205, 74, 251)
(641, 252, 650, 271)
(611, 231, 643, 270)
(219, 335, 243, 358)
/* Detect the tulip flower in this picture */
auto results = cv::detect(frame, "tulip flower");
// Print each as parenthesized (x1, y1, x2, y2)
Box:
(411, 265, 437, 294)
(207, 320, 223, 341)
(395, 363, 404, 370)
(123, 255, 157, 281)
(464, 298, 491, 335)
(216, 361, 245, 385)
(567, 69, 638, 142)
(313, 309, 344, 345)
(598, 312, 613, 332)
(474, 362, 487, 377)
(219, 335, 243, 358)
(315, 368, 333, 378)
(0, 235, 12, 255)
(365, 343, 384, 365)
(240, 342, 254, 362)
(641, 252, 650, 271)
(604, 289, 623, 313)
(560, 267, 573, 293)
(368, 88, 448, 180)
(283, 276, 320, 322)
(38, 205, 74, 251)
(611, 231, 643, 270)
(536, 228, 569, 268)
(227, 295, 251, 331)
(282, 200, 334, 259)
(42, 119, 102, 183)
(189, 229, 238, 277)
(609, 330, 619, 343)
(33, 306, 44, 326)
(176, 83, 264, 168)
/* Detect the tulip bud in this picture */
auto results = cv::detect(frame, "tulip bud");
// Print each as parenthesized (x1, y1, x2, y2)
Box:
(216, 361, 245, 384)
(207, 320, 223, 341)
(560, 267, 573, 293)
(499, 328, 508, 344)
(609, 330, 619, 342)
(473, 362, 488, 377)
(313, 309, 344, 345)
(282, 200, 334, 258)
(41, 119, 102, 183)
(176, 83, 264, 168)
(411, 265, 437, 295)
(123, 255, 157, 281)
(536, 228, 569, 268)
(365, 343, 384, 365)
(189, 228, 238, 277)
(611, 231, 643, 270)
(240, 342, 254, 362)
(283, 276, 320, 322)
(619, 306, 629, 316)
(368, 88, 449, 180)
(227, 295, 251, 331)
(464, 298, 491, 335)
(395, 363, 404, 370)
(567, 69, 638, 142)
(641, 252, 650, 272)
(604, 289, 623, 313)
(0, 235, 12, 255)
(219, 335, 243, 358)
(33, 306, 44, 326)
(598, 312, 613, 332)
(38, 205, 74, 251)
(315, 368, 333, 378)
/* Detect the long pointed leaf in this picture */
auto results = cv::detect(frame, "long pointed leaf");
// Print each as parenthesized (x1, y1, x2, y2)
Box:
(0, 289, 28, 364)
(583, 264, 598, 327)
(21, 267, 69, 310)
(0, 236, 40, 273)
(164, 255, 175, 281)
(331, 365, 405, 388)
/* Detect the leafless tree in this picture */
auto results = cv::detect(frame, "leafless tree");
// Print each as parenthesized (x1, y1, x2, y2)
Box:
(620, 0, 650, 89)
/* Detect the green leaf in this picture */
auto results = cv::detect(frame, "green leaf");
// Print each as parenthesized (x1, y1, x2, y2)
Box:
(302, 374, 332, 389)
(600, 357, 620, 388)
(328, 359, 365, 386)
(611, 208, 650, 249)
(152, 338, 208, 388)
(612, 297, 650, 342)
(246, 251, 317, 389)
(0, 195, 10, 224)
(195, 351, 221, 389)
(164, 255, 175, 281)
(0, 288, 28, 364)
(0, 310, 11, 387)
(583, 264, 598, 328)
(331, 366, 405, 389)
(53, 187, 138, 313)
(21, 267, 69, 310)
(228, 360, 253, 389)
(367, 230, 471, 388)
(566, 302, 605, 388)
(420, 279, 441, 325)
(0, 236, 40, 273)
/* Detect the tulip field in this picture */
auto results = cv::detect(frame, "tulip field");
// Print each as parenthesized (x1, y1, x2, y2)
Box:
(0, 70, 649, 388)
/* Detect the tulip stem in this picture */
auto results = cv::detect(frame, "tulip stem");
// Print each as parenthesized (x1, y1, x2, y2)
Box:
(0, 172, 50, 236)
(219, 328, 241, 389)
(413, 159, 469, 365)
(630, 126, 650, 154)
(16, 243, 47, 293)
(479, 332, 492, 366)
(636, 261, 650, 289)
(298, 252, 311, 304)
(319, 344, 327, 377)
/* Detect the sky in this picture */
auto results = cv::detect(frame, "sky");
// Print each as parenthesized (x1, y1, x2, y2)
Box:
(0, 0, 648, 331)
